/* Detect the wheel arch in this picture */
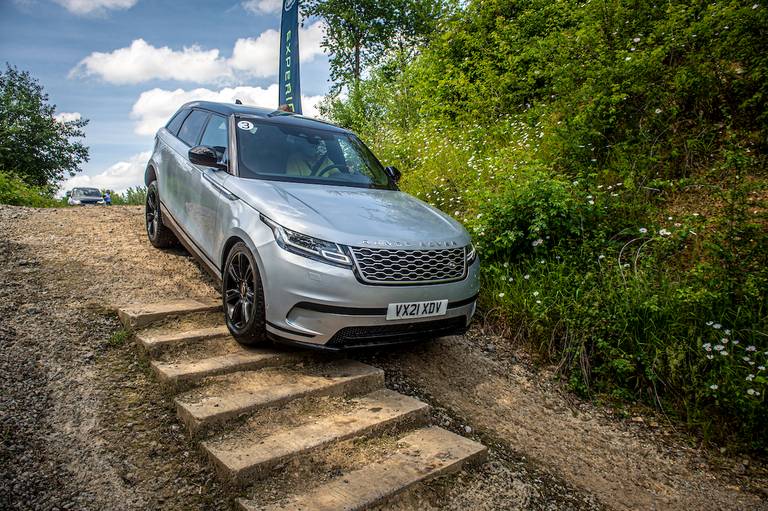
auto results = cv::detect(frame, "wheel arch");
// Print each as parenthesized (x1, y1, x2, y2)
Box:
(220, 230, 265, 281)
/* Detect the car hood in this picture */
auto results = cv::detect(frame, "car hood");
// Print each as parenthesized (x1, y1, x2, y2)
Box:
(225, 179, 470, 248)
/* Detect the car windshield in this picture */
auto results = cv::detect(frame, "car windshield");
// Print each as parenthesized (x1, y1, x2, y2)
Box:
(73, 188, 102, 198)
(235, 117, 394, 190)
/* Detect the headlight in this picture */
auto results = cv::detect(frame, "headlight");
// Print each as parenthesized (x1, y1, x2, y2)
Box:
(261, 214, 352, 267)
(466, 243, 477, 264)
(97, 200, 105, 204)
(70, 199, 81, 205)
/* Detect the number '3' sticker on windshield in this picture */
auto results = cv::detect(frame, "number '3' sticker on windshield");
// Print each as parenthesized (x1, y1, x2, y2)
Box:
(237, 121, 254, 130)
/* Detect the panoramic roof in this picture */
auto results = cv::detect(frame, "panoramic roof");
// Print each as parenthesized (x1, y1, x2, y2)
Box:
(181, 101, 347, 133)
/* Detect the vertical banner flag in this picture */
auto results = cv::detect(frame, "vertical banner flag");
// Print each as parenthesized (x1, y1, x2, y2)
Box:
(279, 0, 302, 114)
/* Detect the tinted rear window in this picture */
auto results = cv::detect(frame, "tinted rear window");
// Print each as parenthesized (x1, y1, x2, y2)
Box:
(177, 110, 209, 146)
(166, 108, 190, 136)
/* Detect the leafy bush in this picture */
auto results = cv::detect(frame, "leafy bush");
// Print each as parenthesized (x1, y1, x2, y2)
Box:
(0, 171, 58, 207)
(109, 186, 146, 206)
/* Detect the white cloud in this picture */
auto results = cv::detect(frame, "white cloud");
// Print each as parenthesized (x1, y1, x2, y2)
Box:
(60, 151, 150, 195)
(130, 86, 323, 136)
(71, 22, 325, 84)
(242, 0, 281, 14)
(70, 39, 232, 85)
(52, 0, 138, 15)
(227, 21, 325, 77)
(229, 30, 280, 78)
(54, 111, 82, 123)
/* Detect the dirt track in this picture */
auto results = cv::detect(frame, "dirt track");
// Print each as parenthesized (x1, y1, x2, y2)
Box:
(1, 205, 766, 510)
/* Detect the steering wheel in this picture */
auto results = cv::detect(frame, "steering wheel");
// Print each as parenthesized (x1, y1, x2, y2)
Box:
(311, 164, 348, 177)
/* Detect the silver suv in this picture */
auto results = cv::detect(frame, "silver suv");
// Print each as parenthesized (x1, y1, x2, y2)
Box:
(144, 101, 479, 349)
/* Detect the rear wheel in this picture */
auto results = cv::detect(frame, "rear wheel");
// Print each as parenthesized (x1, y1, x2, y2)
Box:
(145, 180, 178, 248)
(223, 242, 269, 346)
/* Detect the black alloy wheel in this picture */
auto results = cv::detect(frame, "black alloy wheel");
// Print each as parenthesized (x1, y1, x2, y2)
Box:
(223, 242, 268, 345)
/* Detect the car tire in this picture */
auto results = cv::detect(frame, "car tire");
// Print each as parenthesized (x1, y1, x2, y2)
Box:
(223, 242, 269, 346)
(145, 180, 178, 248)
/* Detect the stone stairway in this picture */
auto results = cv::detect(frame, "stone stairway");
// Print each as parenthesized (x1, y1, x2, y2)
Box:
(117, 299, 487, 510)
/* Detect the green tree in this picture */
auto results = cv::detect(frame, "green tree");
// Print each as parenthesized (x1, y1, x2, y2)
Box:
(0, 64, 89, 191)
(304, 0, 450, 91)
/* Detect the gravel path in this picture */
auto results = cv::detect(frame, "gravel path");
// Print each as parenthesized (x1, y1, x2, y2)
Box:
(1, 205, 766, 510)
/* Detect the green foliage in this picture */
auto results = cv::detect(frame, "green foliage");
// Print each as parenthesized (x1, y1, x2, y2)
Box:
(319, 0, 768, 449)
(106, 329, 130, 348)
(304, 0, 452, 89)
(0, 64, 89, 191)
(0, 171, 58, 207)
(107, 186, 147, 206)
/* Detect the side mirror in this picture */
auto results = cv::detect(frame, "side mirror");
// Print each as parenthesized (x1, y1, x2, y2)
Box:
(189, 145, 226, 170)
(385, 166, 401, 183)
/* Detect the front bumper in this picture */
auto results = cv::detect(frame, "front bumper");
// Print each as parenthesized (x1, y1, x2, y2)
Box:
(256, 239, 480, 348)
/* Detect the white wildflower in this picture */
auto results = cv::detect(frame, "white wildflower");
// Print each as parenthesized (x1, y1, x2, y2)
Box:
(533, 291, 540, 297)
(655, 108, 662, 114)
(746, 345, 757, 352)
(746, 374, 755, 382)
(710, 384, 718, 390)
(758, 366, 765, 371)
(747, 389, 758, 396)
(706, 321, 714, 326)
(498, 293, 505, 298)
(524, 274, 530, 280)
(713, 323, 722, 330)
(659, 229, 671, 236)
(707, 354, 714, 360)
(714, 344, 724, 351)
(588, 200, 595, 205)
(702, 343, 712, 352)
(639, 227, 648, 234)
(633, 37, 641, 42)
(503, 262, 509, 268)
(532, 238, 544, 247)
(721, 338, 729, 344)
(720, 350, 729, 356)
(743, 356, 751, 362)
(598, 254, 606, 260)
(536, 300, 542, 305)
(724, 329, 731, 335)
(508, 277, 513, 282)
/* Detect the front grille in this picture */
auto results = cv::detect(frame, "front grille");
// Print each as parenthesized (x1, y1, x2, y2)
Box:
(327, 316, 467, 348)
(350, 246, 466, 284)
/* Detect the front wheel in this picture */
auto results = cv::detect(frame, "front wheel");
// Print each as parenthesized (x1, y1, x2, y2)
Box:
(223, 242, 269, 346)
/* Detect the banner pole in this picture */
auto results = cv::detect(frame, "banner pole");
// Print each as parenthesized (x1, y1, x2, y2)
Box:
(278, 0, 302, 114)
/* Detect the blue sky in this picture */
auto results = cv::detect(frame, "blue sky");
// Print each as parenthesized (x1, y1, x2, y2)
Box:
(0, 0, 331, 193)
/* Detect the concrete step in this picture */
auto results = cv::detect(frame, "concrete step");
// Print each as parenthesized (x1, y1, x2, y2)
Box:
(238, 426, 488, 511)
(152, 348, 295, 390)
(203, 390, 430, 486)
(175, 360, 384, 435)
(135, 325, 230, 356)
(117, 299, 221, 330)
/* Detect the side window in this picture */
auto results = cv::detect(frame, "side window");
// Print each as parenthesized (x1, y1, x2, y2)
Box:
(165, 108, 190, 135)
(199, 115, 228, 158)
(177, 110, 209, 146)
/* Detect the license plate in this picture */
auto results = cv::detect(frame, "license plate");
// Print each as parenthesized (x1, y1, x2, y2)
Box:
(386, 300, 448, 320)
